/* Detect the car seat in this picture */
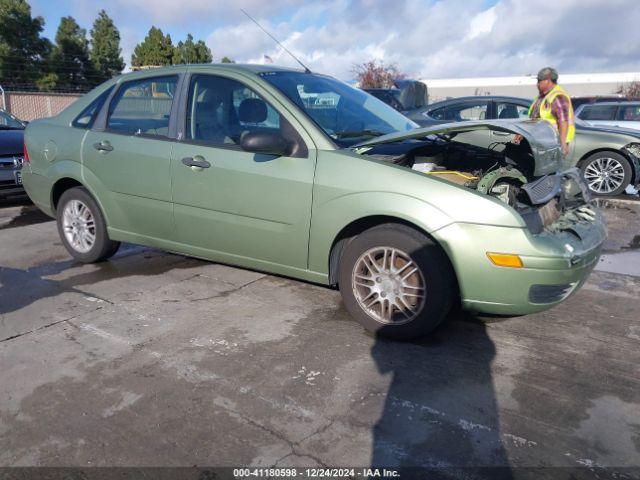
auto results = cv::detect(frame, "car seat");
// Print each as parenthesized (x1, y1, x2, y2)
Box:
(239, 98, 268, 125)
(498, 105, 519, 119)
(194, 89, 228, 143)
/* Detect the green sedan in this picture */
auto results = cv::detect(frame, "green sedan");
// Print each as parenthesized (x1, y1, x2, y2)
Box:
(22, 65, 606, 339)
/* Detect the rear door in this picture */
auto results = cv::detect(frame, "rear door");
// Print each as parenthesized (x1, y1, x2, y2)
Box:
(170, 72, 316, 269)
(83, 74, 180, 240)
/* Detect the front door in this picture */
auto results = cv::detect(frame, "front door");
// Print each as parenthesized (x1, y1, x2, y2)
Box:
(170, 73, 316, 270)
(82, 74, 179, 240)
(444, 100, 492, 149)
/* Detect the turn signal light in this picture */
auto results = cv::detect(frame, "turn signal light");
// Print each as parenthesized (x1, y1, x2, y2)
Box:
(486, 253, 524, 268)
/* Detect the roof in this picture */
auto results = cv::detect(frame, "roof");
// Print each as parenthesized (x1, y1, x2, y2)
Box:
(425, 95, 531, 110)
(122, 63, 306, 78)
(420, 72, 640, 88)
(576, 100, 640, 107)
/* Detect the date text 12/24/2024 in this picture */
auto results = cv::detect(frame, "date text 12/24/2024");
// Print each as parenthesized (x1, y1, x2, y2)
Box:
(233, 468, 400, 478)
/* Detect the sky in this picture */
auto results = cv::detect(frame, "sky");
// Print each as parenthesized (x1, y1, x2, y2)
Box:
(29, 0, 640, 82)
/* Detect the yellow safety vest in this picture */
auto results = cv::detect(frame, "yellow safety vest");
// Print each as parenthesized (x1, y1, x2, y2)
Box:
(528, 84, 575, 143)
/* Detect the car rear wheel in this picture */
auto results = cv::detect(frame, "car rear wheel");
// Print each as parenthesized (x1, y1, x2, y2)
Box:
(56, 187, 120, 263)
(338, 224, 455, 340)
(580, 152, 632, 196)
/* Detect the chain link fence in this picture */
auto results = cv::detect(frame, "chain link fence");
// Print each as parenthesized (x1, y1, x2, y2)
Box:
(1, 90, 83, 122)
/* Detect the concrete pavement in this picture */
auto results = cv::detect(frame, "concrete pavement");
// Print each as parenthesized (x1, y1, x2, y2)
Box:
(0, 200, 639, 477)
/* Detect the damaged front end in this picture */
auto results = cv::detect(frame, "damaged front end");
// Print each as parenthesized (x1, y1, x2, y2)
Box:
(353, 119, 603, 239)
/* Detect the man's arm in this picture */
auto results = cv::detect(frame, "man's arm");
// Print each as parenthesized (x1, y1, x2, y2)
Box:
(558, 120, 569, 154)
(552, 96, 571, 155)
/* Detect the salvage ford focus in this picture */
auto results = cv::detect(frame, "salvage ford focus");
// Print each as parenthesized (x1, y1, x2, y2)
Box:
(22, 65, 606, 339)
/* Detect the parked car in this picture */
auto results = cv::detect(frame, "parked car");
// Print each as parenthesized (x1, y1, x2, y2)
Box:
(570, 95, 627, 111)
(407, 96, 529, 126)
(408, 96, 640, 196)
(364, 80, 429, 114)
(0, 109, 26, 199)
(22, 65, 605, 340)
(576, 101, 640, 131)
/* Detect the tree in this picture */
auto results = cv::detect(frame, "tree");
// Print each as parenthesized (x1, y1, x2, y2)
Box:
(131, 26, 174, 68)
(90, 10, 124, 83)
(172, 33, 212, 64)
(0, 0, 51, 88)
(50, 16, 94, 90)
(35, 72, 58, 91)
(221, 56, 235, 64)
(352, 60, 406, 89)
(617, 80, 640, 99)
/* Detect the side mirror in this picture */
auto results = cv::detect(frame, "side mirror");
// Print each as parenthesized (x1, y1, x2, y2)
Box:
(240, 131, 291, 156)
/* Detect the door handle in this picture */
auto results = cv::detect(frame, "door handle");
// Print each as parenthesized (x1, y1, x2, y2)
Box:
(93, 141, 113, 152)
(181, 156, 211, 169)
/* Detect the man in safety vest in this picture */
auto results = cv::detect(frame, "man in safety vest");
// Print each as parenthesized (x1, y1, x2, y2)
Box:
(528, 67, 575, 155)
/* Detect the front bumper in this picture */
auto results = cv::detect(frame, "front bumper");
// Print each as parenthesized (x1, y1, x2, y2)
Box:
(433, 212, 606, 316)
(622, 145, 640, 186)
(0, 166, 24, 198)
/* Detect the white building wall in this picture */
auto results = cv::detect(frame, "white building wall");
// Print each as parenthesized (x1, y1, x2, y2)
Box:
(421, 72, 640, 102)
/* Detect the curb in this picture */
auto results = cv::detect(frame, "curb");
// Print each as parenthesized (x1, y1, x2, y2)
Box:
(596, 197, 640, 207)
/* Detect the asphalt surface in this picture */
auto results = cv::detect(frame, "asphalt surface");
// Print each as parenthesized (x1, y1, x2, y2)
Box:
(0, 196, 639, 478)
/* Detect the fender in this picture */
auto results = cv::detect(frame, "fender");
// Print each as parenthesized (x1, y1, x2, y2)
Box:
(47, 160, 114, 228)
(307, 191, 453, 275)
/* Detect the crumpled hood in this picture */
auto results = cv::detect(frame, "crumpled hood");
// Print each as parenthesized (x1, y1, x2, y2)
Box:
(353, 119, 565, 176)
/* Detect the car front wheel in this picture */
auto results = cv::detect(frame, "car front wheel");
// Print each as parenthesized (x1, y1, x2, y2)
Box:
(580, 151, 632, 196)
(56, 187, 120, 263)
(338, 224, 455, 340)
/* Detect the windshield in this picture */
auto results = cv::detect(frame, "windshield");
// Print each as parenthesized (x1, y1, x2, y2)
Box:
(0, 110, 24, 129)
(260, 71, 417, 147)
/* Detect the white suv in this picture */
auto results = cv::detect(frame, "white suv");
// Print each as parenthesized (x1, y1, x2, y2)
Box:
(576, 102, 640, 131)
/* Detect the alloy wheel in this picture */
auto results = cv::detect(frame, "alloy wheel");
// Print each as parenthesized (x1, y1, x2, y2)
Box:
(583, 157, 626, 194)
(351, 246, 426, 325)
(62, 200, 96, 253)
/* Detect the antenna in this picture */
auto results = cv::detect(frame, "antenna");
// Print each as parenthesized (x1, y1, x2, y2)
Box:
(240, 9, 311, 74)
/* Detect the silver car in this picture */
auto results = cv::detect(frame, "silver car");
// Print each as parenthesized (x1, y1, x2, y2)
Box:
(576, 102, 640, 132)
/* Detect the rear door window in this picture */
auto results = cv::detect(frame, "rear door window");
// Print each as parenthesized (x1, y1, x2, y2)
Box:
(107, 76, 178, 137)
(73, 86, 114, 129)
(579, 105, 617, 121)
(619, 105, 640, 121)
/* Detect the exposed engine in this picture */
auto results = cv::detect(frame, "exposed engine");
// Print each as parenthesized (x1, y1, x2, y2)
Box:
(363, 135, 595, 235)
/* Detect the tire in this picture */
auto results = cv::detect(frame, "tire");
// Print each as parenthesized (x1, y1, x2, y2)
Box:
(338, 223, 455, 341)
(579, 151, 632, 196)
(56, 187, 120, 263)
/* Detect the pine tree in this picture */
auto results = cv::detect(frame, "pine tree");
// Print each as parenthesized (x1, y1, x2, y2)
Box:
(220, 56, 235, 64)
(173, 34, 212, 64)
(0, 0, 51, 88)
(51, 16, 94, 90)
(131, 27, 174, 68)
(90, 10, 124, 83)
(194, 39, 212, 64)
